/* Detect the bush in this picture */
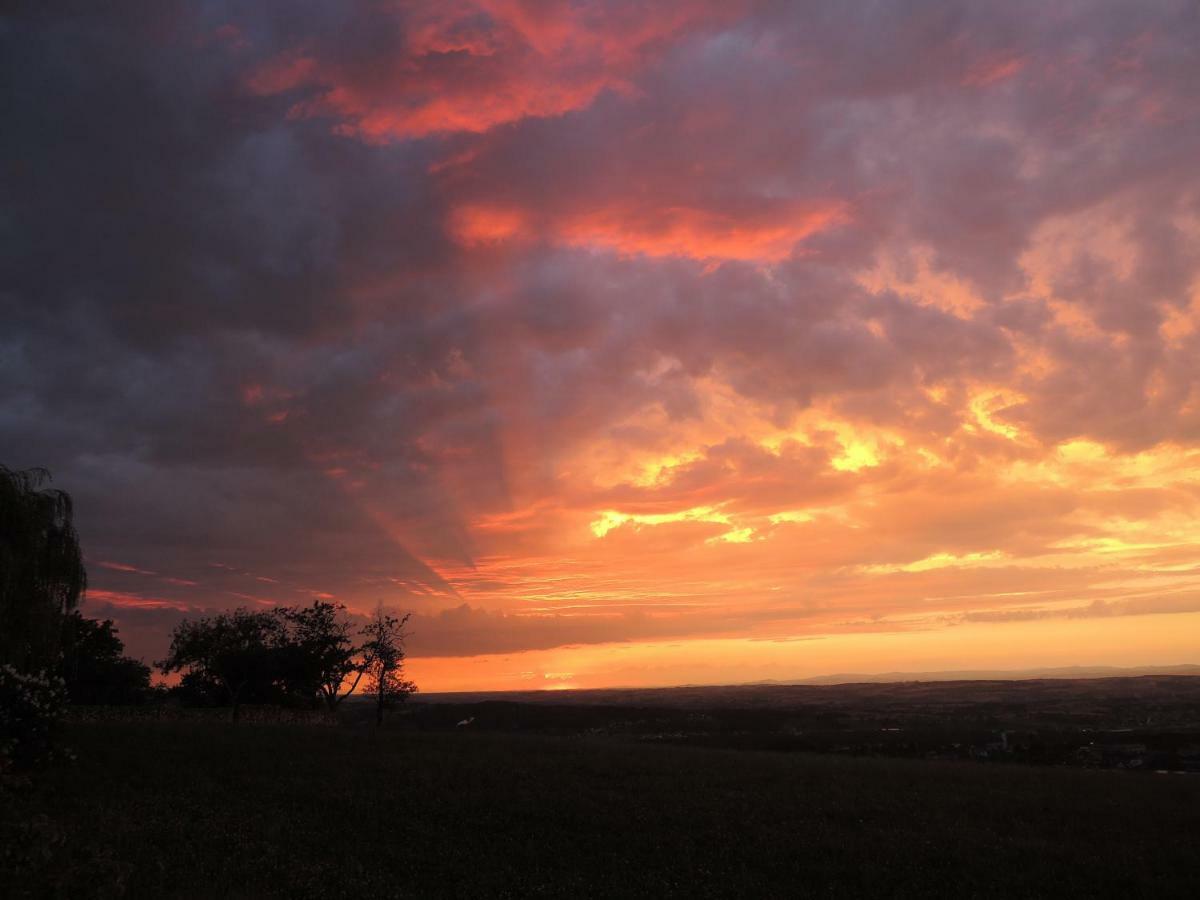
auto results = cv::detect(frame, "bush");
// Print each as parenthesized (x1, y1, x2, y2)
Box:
(0, 663, 67, 770)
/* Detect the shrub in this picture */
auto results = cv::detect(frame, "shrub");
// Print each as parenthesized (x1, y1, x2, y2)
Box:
(0, 662, 67, 770)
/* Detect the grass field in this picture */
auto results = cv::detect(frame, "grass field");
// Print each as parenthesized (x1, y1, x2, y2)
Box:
(4, 723, 1199, 898)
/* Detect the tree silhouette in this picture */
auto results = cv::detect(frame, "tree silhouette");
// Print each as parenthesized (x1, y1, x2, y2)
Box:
(158, 609, 286, 722)
(0, 465, 86, 672)
(359, 605, 416, 726)
(277, 601, 365, 713)
(60, 612, 151, 705)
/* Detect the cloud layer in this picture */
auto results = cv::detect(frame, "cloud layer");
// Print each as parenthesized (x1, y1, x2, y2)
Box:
(4, 1, 1200, 687)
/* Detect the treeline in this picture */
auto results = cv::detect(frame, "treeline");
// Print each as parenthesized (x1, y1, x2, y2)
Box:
(2, 463, 415, 770)
(159, 602, 415, 723)
(58, 600, 417, 725)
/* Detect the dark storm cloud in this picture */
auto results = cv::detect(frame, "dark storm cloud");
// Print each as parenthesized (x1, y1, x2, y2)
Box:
(2, 1, 474, 599)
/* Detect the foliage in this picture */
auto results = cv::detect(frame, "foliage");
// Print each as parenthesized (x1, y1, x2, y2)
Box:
(0, 663, 67, 771)
(158, 602, 417, 720)
(60, 612, 151, 705)
(169, 670, 228, 708)
(275, 601, 364, 712)
(0, 466, 86, 673)
(158, 609, 287, 721)
(359, 606, 416, 725)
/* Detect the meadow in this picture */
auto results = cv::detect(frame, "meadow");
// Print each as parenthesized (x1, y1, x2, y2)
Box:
(3, 722, 1199, 898)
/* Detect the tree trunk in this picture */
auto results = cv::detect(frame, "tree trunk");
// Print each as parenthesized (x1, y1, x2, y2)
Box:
(229, 682, 243, 723)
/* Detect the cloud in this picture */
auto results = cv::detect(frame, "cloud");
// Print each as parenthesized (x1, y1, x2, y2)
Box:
(959, 593, 1200, 625)
(5, 1, 1200, 683)
(244, 0, 746, 141)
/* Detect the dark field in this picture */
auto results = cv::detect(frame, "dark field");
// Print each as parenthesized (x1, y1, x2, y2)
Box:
(409, 675, 1200, 770)
(4, 722, 1200, 898)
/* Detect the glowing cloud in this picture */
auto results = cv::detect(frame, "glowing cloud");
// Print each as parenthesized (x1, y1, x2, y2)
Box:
(8, 1, 1200, 688)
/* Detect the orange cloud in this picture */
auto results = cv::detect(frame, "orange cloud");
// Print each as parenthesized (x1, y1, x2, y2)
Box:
(245, 0, 743, 140)
(448, 200, 849, 261)
(96, 560, 157, 576)
(558, 201, 850, 262)
(449, 204, 530, 246)
(86, 590, 191, 612)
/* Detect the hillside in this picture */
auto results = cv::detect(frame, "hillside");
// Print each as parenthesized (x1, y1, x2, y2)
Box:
(4, 723, 1198, 897)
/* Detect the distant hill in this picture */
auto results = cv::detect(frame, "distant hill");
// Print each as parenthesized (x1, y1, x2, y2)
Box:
(783, 664, 1200, 685)
(418, 663, 1200, 708)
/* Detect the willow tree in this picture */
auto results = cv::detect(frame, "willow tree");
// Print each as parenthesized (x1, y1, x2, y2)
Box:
(0, 465, 87, 672)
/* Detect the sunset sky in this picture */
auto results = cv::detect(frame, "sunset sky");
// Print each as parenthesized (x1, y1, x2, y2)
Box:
(5, 1, 1200, 691)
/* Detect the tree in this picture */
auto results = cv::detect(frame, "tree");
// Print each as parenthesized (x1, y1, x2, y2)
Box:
(170, 669, 226, 708)
(276, 601, 365, 713)
(60, 612, 151, 705)
(359, 605, 416, 726)
(0, 465, 86, 672)
(158, 608, 286, 722)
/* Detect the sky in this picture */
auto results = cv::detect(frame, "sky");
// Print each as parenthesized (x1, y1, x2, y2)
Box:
(4, 1, 1200, 692)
